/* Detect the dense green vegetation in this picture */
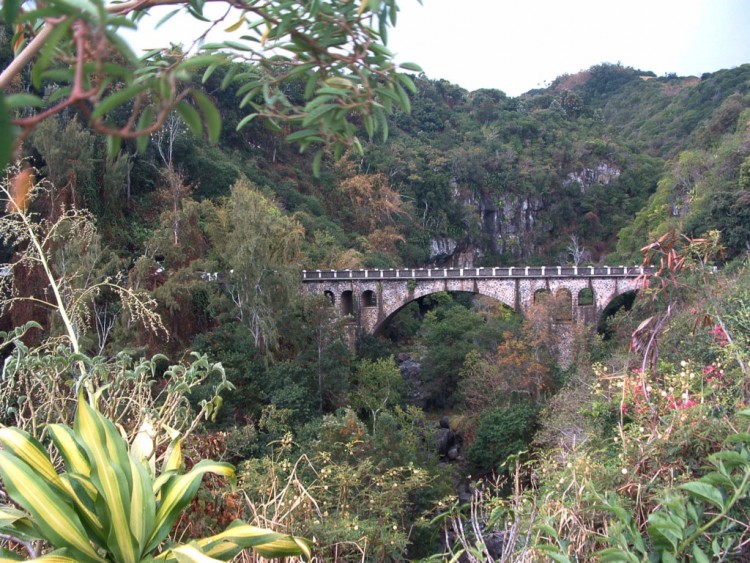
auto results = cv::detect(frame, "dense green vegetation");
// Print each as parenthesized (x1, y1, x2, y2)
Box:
(4, 23, 750, 558)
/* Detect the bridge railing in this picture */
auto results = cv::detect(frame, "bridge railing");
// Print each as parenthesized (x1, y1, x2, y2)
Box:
(301, 266, 653, 282)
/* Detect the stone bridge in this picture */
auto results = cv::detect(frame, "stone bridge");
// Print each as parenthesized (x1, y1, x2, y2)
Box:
(302, 266, 650, 340)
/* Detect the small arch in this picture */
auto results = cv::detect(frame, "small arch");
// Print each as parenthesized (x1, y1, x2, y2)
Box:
(554, 288, 573, 321)
(362, 290, 377, 308)
(534, 289, 551, 304)
(578, 287, 594, 307)
(341, 290, 353, 316)
(324, 290, 335, 306)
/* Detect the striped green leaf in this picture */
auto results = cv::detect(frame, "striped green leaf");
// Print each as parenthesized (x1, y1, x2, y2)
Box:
(161, 436, 183, 474)
(0, 428, 66, 495)
(146, 461, 234, 553)
(59, 474, 105, 543)
(0, 507, 42, 543)
(24, 549, 83, 562)
(171, 543, 223, 562)
(0, 452, 104, 562)
(129, 457, 156, 555)
(48, 423, 91, 476)
(199, 521, 311, 559)
(75, 397, 138, 563)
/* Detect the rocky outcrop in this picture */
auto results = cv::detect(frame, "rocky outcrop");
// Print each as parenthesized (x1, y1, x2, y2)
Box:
(564, 161, 621, 193)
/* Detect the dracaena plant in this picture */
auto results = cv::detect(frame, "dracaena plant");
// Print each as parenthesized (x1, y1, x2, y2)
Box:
(0, 392, 311, 562)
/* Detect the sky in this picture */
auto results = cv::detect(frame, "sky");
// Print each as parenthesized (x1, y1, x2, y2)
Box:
(386, 0, 750, 95)
(127, 0, 750, 98)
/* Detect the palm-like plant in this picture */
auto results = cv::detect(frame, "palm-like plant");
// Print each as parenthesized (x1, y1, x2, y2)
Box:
(0, 393, 311, 562)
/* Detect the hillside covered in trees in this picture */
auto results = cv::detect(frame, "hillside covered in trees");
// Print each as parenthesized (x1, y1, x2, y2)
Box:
(4, 26, 750, 558)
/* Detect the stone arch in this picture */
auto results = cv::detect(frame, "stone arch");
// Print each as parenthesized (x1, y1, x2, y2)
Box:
(341, 290, 353, 316)
(361, 290, 377, 308)
(597, 289, 638, 336)
(534, 288, 551, 304)
(554, 288, 573, 321)
(324, 290, 335, 306)
(577, 287, 594, 306)
(372, 288, 517, 336)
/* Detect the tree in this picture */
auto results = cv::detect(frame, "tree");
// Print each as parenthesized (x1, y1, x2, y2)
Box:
(218, 177, 303, 352)
(350, 356, 404, 434)
(0, 0, 420, 173)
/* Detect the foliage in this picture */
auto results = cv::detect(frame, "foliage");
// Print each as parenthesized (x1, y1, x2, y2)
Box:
(349, 357, 405, 432)
(466, 401, 539, 474)
(0, 0, 420, 172)
(0, 392, 311, 561)
(239, 407, 450, 561)
(218, 177, 304, 352)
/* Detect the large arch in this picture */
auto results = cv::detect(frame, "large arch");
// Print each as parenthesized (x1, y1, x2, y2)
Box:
(372, 289, 519, 337)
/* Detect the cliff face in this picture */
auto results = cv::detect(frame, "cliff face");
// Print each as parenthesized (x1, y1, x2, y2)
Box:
(426, 156, 625, 267)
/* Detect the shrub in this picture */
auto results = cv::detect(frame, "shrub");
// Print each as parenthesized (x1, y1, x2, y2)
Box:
(467, 402, 539, 473)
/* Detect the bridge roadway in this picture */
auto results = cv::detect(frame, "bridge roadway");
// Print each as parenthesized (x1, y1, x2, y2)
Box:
(302, 265, 651, 339)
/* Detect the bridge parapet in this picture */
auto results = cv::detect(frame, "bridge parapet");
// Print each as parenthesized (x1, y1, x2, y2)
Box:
(302, 266, 652, 282)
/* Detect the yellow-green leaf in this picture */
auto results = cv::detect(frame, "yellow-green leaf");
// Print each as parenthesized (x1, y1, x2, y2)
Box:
(146, 461, 234, 553)
(162, 436, 182, 474)
(129, 456, 156, 554)
(170, 543, 223, 563)
(75, 398, 138, 563)
(48, 424, 90, 476)
(0, 452, 103, 562)
(0, 428, 65, 494)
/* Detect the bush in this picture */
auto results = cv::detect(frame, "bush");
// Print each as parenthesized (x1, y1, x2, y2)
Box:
(467, 401, 539, 473)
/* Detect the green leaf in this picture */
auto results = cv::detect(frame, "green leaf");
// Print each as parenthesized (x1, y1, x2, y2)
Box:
(0, 428, 66, 495)
(399, 61, 422, 72)
(679, 481, 726, 510)
(236, 113, 257, 131)
(57, 0, 99, 20)
(724, 432, 750, 444)
(135, 107, 154, 153)
(75, 397, 138, 563)
(129, 457, 156, 555)
(0, 452, 104, 562)
(145, 460, 235, 553)
(91, 83, 146, 119)
(0, 92, 13, 174)
(692, 544, 710, 563)
(178, 55, 225, 72)
(176, 101, 203, 138)
(106, 135, 121, 159)
(154, 8, 180, 28)
(191, 91, 221, 143)
(48, 424, 90, 476)
(3, 0, 22, 25)
(31, 19, 74, 89)
(596, 548, 639, 562)
(312, 150, 323, 177)
(170, 543, 223, 562)
(198, 521, 311, 560)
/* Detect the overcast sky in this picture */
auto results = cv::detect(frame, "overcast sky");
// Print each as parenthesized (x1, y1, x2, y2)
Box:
(387, 0, 750, 95)
(128, 0, 750, 98)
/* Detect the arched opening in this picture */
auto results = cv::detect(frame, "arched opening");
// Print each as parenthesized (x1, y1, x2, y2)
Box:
(598, 290, 638, 338)
(361, 290, 377, 308)
(341, 290, 353, 316)
(534, 288, 551, 304)
(324, 290, 335, 306)
(578, 287, 594, 307)
(363, 291, 523, 411)
(554, 288, 573, 321)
